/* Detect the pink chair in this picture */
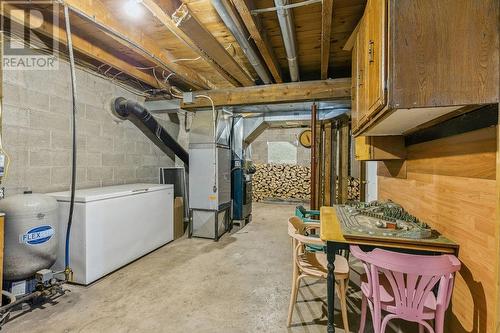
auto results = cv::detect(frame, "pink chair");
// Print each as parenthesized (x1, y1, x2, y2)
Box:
(350, 245, 461, 333)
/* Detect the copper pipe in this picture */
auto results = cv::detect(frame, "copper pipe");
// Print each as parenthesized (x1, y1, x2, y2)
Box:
(310, 102, 317, 209)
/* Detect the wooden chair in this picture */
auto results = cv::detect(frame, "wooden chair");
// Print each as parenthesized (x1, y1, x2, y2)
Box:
(350, 245, 461, 333)
(287, 216, 350, 331)
(295, 205, 320, 223)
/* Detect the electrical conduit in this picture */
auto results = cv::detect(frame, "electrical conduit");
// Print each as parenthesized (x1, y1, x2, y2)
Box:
(274, 0, 299, 81)
(211, 0, 273, 84)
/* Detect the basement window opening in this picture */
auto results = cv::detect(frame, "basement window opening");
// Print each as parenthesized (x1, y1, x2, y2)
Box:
(267, 141, 297, 165)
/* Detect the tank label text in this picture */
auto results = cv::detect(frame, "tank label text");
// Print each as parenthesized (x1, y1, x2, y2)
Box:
(19, 225, 55, 245)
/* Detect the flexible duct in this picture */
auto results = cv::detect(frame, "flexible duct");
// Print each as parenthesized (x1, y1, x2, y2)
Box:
(274, 0, 299, 82)
(211, 0, 273, 84)
(112, 98, 189, 170)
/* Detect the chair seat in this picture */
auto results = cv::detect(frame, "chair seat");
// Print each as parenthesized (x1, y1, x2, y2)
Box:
(360, 273, 437, 319)
(298, 252, 349, 278)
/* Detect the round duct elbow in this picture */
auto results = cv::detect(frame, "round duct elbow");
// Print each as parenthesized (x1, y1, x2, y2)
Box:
(111, 97, 131, 120)
(109, 97, 128, 122)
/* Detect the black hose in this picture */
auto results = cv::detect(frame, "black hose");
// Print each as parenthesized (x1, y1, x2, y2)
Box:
(112, 98, 189, 170)
(63, 5, 77, 276)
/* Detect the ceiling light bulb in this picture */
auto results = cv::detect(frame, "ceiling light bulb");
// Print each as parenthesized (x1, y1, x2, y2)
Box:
(124, 0, 144, 19)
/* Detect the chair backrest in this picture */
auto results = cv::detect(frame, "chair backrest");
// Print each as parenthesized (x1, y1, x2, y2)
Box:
(350, 245, 461, 321)
(296, 205, 308, 217)
(288, 216, 306, 236)
(288, 216, 324, 247)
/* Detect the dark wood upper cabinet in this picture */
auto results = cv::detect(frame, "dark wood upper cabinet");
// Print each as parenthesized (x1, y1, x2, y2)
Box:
(366, 0, 386, 115)
(351, 0, 499, 136)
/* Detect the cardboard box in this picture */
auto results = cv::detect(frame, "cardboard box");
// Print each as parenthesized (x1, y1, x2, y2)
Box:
(174, 197, 185, 239)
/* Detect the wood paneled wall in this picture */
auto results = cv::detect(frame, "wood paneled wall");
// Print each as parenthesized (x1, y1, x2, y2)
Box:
(378, 126, 498, 333)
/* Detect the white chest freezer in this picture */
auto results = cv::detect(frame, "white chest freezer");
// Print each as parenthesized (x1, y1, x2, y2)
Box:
(48, 183, 174, 285)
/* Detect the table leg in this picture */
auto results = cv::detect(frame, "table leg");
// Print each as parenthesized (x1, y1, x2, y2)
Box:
(326, 241, 338, 333)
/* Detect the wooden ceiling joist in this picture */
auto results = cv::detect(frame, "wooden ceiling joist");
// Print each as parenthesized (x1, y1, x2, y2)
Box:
(232, 0, 283, 83)
(1, 4, 161, 89)
(62, 0, 215, 90)
(321, 0, 334, 79)
(143, 0, 254, 87)
(181, 78, 351, 109)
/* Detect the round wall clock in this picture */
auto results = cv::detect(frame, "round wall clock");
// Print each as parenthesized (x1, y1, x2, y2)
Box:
(298, 129, 312, 148)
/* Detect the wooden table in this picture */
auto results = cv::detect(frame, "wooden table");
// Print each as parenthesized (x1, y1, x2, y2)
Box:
(319, 206, 458, 333)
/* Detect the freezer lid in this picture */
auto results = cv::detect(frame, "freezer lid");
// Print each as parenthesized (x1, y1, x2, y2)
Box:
(47, 183, 174, 203)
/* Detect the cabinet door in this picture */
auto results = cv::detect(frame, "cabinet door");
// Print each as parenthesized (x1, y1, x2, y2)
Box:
(366, 0, 386, 116)
(357, 17, 369, 126)
(354, 136, 372, 160)
(351, 38, 359, 131)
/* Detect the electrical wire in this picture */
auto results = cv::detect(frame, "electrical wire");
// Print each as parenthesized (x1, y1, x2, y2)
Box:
(171, 44, 234, 63)
(4, 30, 154, 98)
(3, 26, 166, 98)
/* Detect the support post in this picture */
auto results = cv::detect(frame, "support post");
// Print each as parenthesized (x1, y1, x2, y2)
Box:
(331, 123, 338, 204)
(310, 103, 318, 209)
(324, 122, 332, 205)
(338, 121, 349, 203)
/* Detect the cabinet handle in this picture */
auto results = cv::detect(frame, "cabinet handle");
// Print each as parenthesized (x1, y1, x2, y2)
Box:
(358, 69, 364, 86)
(368, 40, 375, 63)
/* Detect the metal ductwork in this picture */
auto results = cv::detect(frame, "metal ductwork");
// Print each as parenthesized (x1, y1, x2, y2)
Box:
(274, 0, 299, 82)
(112, 97, 189, 169)
(242, 115, 269, 145)
(211, 0, 273, 84)
(189, 110, 232, 145)
(241, 108, 350, 144)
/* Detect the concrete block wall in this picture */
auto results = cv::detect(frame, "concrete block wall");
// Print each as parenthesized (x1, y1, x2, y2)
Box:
(250, 128, 310, 166)
(1, 61, 186, 195)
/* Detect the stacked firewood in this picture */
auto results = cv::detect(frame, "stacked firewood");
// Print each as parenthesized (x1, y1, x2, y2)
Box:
(348, 177, 361, 201)
(335, 177, 362, 202)
(252, 163, 311, 202)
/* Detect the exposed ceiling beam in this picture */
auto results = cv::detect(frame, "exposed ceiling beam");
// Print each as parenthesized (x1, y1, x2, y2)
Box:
(321, 0, 334, 79)
(231, 0, 283, 83)
(62, 0, 215, 90)
(144, 0, 255, 87)
(181, 78, 351, 109)
(1, 4, 162, 89)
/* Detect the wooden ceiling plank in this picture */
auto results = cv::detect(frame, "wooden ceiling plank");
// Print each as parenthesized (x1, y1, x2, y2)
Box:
(232, 0, 283, 83)
(62, 0, 215, 90)
(321, 0, 334, 79)
(142, 0, 254, 87)
(181, 78, 351, 109)
(1, 3, 161, 89)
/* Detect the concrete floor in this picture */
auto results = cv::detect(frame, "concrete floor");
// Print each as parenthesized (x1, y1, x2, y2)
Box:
(4, 203, 417, 333)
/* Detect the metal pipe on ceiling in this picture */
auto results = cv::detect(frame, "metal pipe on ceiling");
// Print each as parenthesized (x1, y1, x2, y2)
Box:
(251, 0, 321, 14)
(274, 0, 300, 82)
(211, 0, 273, 84)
